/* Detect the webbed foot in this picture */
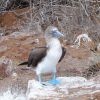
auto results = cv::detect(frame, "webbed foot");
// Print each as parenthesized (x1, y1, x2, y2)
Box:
(48, 79, 60, 85)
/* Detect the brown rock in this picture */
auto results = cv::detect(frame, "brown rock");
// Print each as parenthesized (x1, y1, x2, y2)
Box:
(0, 57, 13, 79)
(0, 63, 7, 78)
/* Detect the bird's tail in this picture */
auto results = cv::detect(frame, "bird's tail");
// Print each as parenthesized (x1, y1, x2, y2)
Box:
(18, 61, 28, 66)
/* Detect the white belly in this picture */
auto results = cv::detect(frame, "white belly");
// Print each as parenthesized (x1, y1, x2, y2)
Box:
(36, 38, 62, 75)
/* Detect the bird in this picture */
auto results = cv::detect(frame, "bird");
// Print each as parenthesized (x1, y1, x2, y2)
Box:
(18, 26, 66, 85)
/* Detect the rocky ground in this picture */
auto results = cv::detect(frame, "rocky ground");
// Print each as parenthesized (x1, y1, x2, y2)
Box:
(0, 31, 100, 100)
(0, 0, 100, 99)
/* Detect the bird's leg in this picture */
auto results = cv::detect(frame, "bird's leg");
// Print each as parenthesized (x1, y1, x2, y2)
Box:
(38, 74, 42, 83)
(37, 74, 48, 86)
(52, 72, 56, 80)
(48, 72, 60, 85)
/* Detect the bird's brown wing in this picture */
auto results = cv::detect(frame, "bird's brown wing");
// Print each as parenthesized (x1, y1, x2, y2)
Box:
(18, 46, 65, 67)
(58, 47, 66, 62)
(28, 47, 47, 67)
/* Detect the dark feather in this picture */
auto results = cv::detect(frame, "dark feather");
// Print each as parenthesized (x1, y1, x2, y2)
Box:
(28, 47, 47, 67)
(18, 47, 47, 67)
(59, 47, 66, 62)
(18, 61, 28, 66)
(18, 46, 66, 67)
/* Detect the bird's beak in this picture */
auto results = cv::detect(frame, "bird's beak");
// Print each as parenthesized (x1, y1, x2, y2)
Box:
(58, 31, 64, 37)
(54, 30, 64, 38)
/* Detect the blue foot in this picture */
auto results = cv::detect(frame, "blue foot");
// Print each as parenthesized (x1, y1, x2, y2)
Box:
(48, 79, 60, 85)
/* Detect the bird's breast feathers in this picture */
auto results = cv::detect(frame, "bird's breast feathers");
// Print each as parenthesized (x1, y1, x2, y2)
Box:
(36, 39, 62, 75)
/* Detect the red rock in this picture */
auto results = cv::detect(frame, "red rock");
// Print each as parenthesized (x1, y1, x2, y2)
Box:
(0, 58, 13, 78)
(0, 63, 8, 78)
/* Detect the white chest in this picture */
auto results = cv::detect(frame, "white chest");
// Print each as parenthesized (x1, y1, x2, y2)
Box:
(36, 38, 62, 75)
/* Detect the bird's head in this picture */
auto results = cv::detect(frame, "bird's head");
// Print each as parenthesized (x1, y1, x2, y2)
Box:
(45, 26, 64, 39)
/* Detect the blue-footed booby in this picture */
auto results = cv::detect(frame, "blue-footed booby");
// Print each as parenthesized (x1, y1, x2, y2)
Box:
(19, 26, 66, 85)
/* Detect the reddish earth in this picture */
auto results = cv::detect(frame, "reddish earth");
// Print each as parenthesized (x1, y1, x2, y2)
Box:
(0, 32, 100, 99)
